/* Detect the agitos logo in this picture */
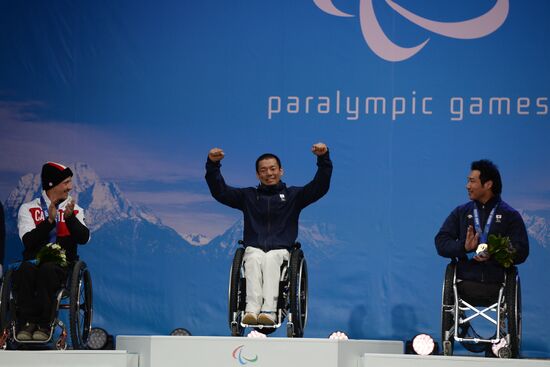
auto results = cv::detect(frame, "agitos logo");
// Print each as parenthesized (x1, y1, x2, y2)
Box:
(232, 345, 259, 365)
(313, 0, 509, 62)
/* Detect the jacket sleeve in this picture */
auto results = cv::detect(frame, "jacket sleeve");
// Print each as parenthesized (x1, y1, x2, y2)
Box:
(508, 210, 529, 265)
(435, 207, 468, 259)
(18, 204, 55, 254)
(205, 158, 244, 210)
(0, 202, 5, 264)
(65, 206, 90, 245)
(298, 151, 333, 208)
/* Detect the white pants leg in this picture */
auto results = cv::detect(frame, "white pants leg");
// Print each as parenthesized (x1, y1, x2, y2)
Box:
(243, 247, 264, 314)
(243, 247, 289, 314)
(261, 249, 290, 312)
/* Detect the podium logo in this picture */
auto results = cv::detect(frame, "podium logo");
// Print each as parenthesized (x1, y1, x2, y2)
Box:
(313, 0, 509, 62)
(232, 345, 258, 365)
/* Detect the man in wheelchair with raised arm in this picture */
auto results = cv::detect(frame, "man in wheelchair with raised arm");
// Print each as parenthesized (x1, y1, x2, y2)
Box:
(435, 159, 529, 357)
(206, 143, 332, 328)
(14, 162, 90, 342)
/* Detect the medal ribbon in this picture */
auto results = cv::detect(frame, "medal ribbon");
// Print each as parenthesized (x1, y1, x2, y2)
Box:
(40, 196, 58, 243)
(473, 201, 499, 244)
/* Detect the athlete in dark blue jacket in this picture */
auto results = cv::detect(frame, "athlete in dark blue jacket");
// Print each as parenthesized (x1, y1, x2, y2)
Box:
(435, 160, 529, 284)
(205, 143, 332, 325)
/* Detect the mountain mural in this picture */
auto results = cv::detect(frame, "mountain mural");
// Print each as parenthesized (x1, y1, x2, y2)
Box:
(183, 233, 211, 246)
(2, 163, 549, 348)
(521, 210, 550, 248)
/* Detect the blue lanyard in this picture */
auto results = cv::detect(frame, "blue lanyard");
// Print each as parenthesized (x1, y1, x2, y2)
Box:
(40, 196, 58, 243)
(473, 201, 499, 244)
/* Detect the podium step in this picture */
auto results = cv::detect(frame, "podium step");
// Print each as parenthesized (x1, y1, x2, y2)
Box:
(361, 353, 550, 367)
(0, 350, 138, 367)
(116, 335, 404, 367)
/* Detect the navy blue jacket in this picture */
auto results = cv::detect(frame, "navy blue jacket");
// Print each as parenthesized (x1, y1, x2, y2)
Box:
(435, 196, 529, 283)
(205, 152, 332, 251)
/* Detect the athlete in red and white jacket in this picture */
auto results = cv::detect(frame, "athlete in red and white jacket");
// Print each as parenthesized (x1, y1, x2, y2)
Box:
(18, 191, 89, 262)
(14, 162, 90, 341)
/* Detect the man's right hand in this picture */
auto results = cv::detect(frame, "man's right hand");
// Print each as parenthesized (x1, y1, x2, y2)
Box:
(208, 148, 225, 162)
(464, 225, 479, 252)
(48, 200, 58, 224)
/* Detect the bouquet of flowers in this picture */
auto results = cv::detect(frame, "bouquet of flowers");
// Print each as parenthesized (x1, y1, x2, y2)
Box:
(36, 243, 68, 267)
(487, 234, 516, 268)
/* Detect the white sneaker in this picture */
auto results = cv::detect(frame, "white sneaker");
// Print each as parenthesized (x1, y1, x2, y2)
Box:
(32, 327, 50, 341)
(16, 323, 36, 341)
(258, 312, 276, 326)
(242, 312, 258, 325)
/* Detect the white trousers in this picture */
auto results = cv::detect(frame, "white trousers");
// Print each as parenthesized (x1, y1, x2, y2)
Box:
(243, 246, 290, 314)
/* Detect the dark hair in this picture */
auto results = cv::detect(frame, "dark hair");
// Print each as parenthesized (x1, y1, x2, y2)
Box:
(471, 159, 502, 196)
(255, 153, 282, 172)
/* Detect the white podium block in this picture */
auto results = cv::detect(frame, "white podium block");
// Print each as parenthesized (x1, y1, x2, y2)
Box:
(116, 335, 403, 367)
(361, 353, 550, 367)
(0, 350, 138, 367)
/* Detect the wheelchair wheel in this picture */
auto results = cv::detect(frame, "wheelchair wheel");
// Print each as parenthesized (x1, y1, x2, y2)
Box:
(0, 269, 14, 332)
(69, 261, 93, 349)
(441, 262, 455, 356)
(228, 248, 245, 336)
(287, 249, 307, 338)
(504, 267, 521, 358)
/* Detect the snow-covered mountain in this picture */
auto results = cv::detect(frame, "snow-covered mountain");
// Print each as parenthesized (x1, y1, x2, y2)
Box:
(4, 162, 161, 232)
(207, 219, 244, 256)
(521, 210, 549, 248)
(183, 233, 211, 246)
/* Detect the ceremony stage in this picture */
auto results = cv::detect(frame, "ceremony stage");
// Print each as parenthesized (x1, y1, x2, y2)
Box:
(1, 336, 550, 367)
(116, 336, 550, 367)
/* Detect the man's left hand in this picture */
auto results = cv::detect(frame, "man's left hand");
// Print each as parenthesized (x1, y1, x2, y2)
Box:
(64, 200, 75, 218)
(473, 252, 491, 262)
(312, 142, 328, 156)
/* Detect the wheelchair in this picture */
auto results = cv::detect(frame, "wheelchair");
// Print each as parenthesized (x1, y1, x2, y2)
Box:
(441, 261, 521, 358)
(0, 260, 93, 350)
(228, 241, 308, 338)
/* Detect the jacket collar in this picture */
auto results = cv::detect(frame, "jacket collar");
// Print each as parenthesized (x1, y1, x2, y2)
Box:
(257, 181, 286, 194)
(41, 190, 71, 207)
(474, 195, 501, 210)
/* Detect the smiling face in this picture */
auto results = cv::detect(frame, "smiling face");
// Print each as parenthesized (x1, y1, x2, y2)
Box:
(47, 176, 73, 203)
(466, 170, 493, 203)
(256, 158, 283, 186)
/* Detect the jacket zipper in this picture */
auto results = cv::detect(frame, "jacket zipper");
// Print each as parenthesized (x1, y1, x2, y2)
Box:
(265, 195, 271, 252)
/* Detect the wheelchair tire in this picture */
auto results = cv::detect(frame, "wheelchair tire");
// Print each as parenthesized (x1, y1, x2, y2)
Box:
(504, 267, 521, 358)
(228, 248, 245, 336)
(69, 261, 93, 350)
(441, 262, 455, 356)
(0, 269, 14, 332)
(288, 249, 307, 338)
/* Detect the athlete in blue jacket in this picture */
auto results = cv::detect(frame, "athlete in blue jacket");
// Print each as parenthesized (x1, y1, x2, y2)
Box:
(435, 160, 529, 288)
(205, 143, 332, 325)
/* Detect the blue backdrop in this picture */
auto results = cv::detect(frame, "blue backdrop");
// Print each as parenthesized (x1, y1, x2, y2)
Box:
(1, 0, 549, 357)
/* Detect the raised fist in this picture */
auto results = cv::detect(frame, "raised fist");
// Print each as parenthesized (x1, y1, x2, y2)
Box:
(208, 148, 225, 162)
(311, 142, 328, 156)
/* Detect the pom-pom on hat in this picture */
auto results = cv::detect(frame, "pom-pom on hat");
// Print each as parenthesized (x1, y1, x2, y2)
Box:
(41, 162, 73, 190)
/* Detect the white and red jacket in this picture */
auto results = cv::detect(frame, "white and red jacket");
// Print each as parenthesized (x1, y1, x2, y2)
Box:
(17, 191, 90, 262)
